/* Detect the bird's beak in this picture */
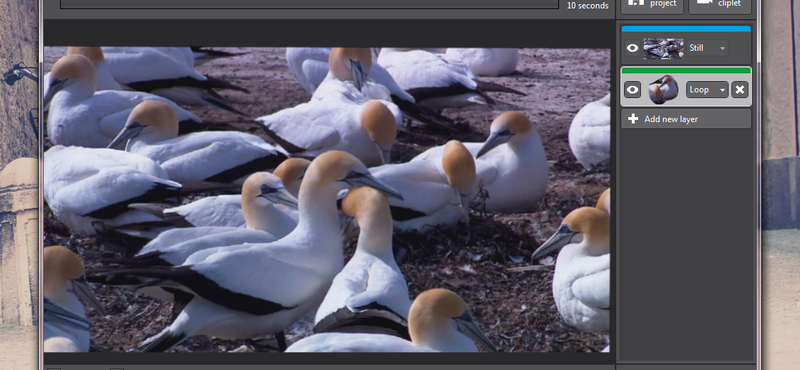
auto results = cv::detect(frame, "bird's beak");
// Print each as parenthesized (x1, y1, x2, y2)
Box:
(531, 224, 577, 260)
(476, 131, 512, 159)
(71, 275, 106, 315)
(454, 188, 470, 226)
(43, 78, 67, 109)
(107, 121, 144, 150)
(375, 142, 391, 165)
(343, 171, 404, 201)
(350, 59, 365, 91)
(454, 311, 498, 352)
(262, 186, 299, 208)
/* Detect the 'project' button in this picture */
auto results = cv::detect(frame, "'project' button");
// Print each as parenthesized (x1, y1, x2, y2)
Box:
(621, 0, 684, 14)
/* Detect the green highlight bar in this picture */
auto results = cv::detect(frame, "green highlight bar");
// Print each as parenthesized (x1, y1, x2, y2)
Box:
(621, 67, 751, 74)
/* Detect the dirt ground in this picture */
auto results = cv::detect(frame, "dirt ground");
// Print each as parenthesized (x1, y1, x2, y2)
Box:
(763, 229, 800, 369)
(42, 47, 610, 353)
(0, 1, 38, 369)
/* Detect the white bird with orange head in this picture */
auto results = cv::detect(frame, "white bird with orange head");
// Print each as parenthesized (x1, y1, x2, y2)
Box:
(288, 288, 497, 352)
(92, 151, 404, 352)
(531, 207, 610, 332)
(43, 54, 202, 148)
(44, 47, 122, 97)
(133, 158, 310, 229)
(259, 49, 405, 167)
(569, 93, 610, 169)
(89, 171, 300, 302)
(107, 101, 288, 184)
(285, 47, 455, 128)
(412, 111, 548, 213)
(314, 187, 412, 339)
(368, 140, 477, 231)
(43, 246, 104, 352)
(648, 75, 679, 105)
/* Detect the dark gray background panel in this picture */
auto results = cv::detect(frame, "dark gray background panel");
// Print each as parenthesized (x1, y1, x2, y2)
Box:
(617, 127, 756, 362)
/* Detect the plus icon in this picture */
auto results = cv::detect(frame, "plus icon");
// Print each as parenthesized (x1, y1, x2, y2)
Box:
(627, 113, 639, 124)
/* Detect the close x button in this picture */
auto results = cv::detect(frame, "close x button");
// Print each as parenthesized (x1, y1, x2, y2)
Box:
(732, 81, 749, 98)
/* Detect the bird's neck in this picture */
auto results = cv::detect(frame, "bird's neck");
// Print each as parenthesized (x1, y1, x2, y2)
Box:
(354, 212, 394, 260)
(415, 321, 478, 352)
(244, 202, 297, 238)
(295, 185, 345, 240)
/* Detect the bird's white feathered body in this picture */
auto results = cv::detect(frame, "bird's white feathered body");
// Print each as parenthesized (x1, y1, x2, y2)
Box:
(257, 80, 401, 167)
(43, 145, 180, 236)
(444, 48, 519, 77)
(100, 47, 245, 111)
(125, 131, 289, 184)
(569, 94, 610, 169)
(101, 47, 206, 85)
(370, 160, 466, 231)
(285, 47, 415, 103)
(315, 239, 411, 334)
(43, 293, 90, 352)
(412, 133, 548, 214)
(287, 332, 437, 352)
(377, 48, 486, 111)
(552, 245, 610, 332)
(46, 85, 201, 148)
(165, 195, 246, 227)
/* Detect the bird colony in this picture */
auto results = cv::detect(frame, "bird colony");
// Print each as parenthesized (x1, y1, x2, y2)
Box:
(42, 47, 610, 353)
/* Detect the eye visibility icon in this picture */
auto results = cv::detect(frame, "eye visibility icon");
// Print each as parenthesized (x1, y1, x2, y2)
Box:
(626, 85, 639, 94)
(627, 43, 639, 53)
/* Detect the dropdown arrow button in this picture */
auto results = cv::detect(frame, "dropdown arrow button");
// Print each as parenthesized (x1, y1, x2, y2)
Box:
(720, 47, 726, 50)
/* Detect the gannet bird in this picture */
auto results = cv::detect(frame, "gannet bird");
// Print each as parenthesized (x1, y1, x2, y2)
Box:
(44, 47, 122, 95)
(43, 54, 202, 148)
(108, 101, 288, 184)
(377, 48, 525, 112)
(412, 111, 548, 213)
(285, 47, 453, 127)
(443, 48, 519, 77)
(531, 207, 610, 332)
(258, 99, 397, 167)
(95, 151, 403, 352)
(569, 93, 610, 169)
(259, 50, 406, 166)
(314, 187, 412, 339)
(596, 188, 610, 215)
(44, 145, 181, 236)
(136, 172, 299, 258)
(140, 158, 310, 228)
(90, 172, 299, 302)
(43, 47, 122, 105)
(288, 288, 497, 352)
(43, 246, 104, 352)
(648, 75, 679, 105)
(99, 47, 248, 114)
(370, 140, 476, 231)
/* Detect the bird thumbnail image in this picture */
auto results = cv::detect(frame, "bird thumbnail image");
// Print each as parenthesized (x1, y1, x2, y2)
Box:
(41, 46, 610, 353)
(648, 75, 679, 105)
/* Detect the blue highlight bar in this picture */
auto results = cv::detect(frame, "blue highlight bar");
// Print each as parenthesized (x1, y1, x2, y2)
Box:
(621, 26, 751, 32)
